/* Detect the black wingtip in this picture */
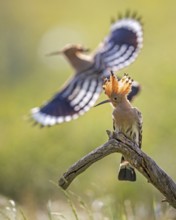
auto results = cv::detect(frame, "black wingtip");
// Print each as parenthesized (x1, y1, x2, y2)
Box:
(118, 12, 122, 20)
(131, 11, 137, 19)
(111, 17, 115, 24)
(115, 10, 143, 25)
(125, 9, 130, 18)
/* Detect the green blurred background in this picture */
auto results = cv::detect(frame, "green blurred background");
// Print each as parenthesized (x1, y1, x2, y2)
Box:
(1, 0, 176, 217)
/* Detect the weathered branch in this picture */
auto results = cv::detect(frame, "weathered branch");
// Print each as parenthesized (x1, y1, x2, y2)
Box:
(58, 131, 176, 209)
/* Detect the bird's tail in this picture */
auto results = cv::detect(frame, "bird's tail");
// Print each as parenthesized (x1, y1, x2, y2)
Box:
(118, 156, 136, 181)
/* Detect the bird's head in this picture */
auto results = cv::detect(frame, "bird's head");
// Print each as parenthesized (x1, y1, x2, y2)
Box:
(63, 44, 90, 54)
(46, 44, 89, 57)
(95, 72, 133, 107)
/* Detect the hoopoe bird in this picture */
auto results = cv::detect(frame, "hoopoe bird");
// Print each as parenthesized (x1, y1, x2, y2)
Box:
(31, 12, 143, 127)
(96, 72, 142, 181)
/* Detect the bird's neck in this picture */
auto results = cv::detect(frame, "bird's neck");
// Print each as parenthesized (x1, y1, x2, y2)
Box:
(114, 96, 132, 110)
(64, 51, 93, 73)
(112, 96, 134, 132)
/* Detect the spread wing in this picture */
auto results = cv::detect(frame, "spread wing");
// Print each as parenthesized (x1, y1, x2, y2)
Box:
(31, 72, 140, 126)
(93, 12, 143, 71)
(31, 68, 103, 126)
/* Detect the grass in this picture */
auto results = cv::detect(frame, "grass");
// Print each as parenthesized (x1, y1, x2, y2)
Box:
(0, 192, 176, 220)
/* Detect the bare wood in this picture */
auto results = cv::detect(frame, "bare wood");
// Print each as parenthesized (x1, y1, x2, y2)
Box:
(58, 131, 176, 209)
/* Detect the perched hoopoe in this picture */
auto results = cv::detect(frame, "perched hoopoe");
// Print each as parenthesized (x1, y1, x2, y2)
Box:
(31, 12, 143, 127)
(96, 72, 142, 181)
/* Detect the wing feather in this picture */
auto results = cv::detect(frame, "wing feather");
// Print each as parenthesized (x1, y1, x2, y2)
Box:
(30, 12, 143, 126)
(94, 12, 143, 72)
(31, 69, 102, 126)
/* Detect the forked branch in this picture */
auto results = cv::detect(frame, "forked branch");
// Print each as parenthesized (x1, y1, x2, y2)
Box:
(58, 131, 176, 209)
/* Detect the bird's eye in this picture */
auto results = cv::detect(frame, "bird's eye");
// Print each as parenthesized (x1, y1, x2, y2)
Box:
(114, 97, 117, 101)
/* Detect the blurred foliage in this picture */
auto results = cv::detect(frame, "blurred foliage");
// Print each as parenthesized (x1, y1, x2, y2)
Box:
(1, 0, 176, 215)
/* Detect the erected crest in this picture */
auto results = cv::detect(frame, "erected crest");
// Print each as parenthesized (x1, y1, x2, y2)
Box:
(103, 72, 133, 97)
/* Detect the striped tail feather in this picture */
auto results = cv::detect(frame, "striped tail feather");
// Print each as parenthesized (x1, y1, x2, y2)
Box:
(118, 156, 136, 181)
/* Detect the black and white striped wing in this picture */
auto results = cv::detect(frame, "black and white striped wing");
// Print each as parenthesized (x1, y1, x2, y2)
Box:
(133, 107, 143, 149)
(31, 71, 102, 126)
(94, 13, 143, 71)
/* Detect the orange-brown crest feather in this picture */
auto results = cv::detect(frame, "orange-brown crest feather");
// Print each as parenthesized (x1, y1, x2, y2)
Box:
(103, 72, 133, 97)
(103, 72, 119, 98)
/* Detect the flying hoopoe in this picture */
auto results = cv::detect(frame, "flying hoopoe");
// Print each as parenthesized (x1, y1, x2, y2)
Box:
(96, 72, 142, 181)
(31, 12, 143, 127)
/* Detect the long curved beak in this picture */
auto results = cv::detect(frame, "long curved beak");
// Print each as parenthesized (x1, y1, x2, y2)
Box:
(94, 99, 111, 107)
(45, 50, 62, 56)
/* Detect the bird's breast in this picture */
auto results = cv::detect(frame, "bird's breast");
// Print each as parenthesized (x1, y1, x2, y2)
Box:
(112, 108, 139, 144)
